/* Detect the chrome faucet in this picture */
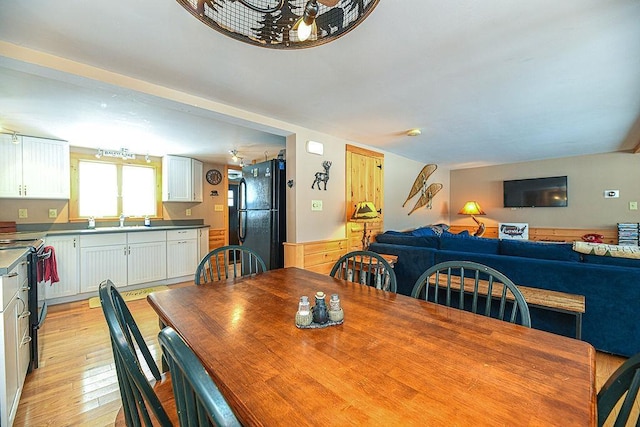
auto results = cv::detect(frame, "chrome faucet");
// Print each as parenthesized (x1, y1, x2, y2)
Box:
(119, 214, 125, 228)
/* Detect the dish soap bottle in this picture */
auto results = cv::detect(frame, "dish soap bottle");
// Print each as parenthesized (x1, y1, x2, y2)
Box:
(88, 217, 95, 229)
(144, 216, 151, 227)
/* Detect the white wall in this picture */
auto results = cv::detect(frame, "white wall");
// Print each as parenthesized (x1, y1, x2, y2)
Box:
(383, 152, 451, 231)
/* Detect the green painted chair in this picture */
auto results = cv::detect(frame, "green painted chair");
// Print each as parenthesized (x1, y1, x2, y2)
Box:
(195, 245, 267, 285)
(597, 351, 640, 426)
(99, 279, 175, 426)
(411, 261, 531, 327)
(158, 327, 241, 427)
(330, 250, 397, 293)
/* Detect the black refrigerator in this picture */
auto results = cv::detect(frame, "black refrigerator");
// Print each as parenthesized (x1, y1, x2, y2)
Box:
(238, 159, 286, 271)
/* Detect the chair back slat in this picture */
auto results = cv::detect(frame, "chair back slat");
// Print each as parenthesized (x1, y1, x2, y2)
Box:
(411, 261, 531, 327)
(195, 245, 267, 285)
(329, 250, 397, 293)
(159, 327, 241, 427)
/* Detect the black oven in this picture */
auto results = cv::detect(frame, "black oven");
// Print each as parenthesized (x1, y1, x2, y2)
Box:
(0, 237, 47, 372)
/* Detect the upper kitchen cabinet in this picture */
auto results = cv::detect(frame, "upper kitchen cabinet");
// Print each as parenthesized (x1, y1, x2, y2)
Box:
(162, 155, 203, 202)
(0, 134, 70, 199)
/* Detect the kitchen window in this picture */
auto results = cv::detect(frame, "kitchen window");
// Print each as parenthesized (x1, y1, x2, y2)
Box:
(70, 152, 162, 220)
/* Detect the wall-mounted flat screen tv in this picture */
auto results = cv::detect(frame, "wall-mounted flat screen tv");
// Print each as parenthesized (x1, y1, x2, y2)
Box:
(503, 176, 568, 208)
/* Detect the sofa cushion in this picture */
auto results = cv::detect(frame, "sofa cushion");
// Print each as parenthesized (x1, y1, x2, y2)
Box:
(582, 254, 640, 268)
(375, 232, 439, 248)
(439, 233, 499, 254)
(499, 239, 581, 262)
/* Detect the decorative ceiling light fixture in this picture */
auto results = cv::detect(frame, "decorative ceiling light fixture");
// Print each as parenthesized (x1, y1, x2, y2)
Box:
(95, 148, 136, 160)
(176, 0, 380, 49)
(11, 132, 19, 145)
(230, 149, 239, 162)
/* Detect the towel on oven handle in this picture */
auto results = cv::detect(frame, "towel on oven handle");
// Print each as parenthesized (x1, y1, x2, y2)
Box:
(37, 246, 60, 284)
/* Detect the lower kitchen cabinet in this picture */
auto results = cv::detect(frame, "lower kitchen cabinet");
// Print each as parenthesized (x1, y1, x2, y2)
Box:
(44, 235, 79, 299)
(80, 234, 128, 292)
(127, 231, 167, 285)
(1, 255, 29, 427)
(167, 229, 198, 278)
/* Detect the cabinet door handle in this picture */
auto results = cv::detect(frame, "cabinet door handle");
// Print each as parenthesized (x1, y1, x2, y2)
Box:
(21, 336, 32, 346)
(24, 185, 27, 196)
(3, 272, 18, 278)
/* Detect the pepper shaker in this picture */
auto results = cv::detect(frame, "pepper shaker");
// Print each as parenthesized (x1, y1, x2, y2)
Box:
(328, 293, 344, 322)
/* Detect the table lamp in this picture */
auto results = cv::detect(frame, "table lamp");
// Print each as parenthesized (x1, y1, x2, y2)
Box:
(458, 201, 486, 237)
(351, 201, 379, 249)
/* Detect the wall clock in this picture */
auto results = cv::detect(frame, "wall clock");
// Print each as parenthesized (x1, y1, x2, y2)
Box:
(206, 169, 222, 185)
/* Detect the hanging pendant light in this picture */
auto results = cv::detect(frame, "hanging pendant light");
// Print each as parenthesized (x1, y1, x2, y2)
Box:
(291, 0, 319, 42)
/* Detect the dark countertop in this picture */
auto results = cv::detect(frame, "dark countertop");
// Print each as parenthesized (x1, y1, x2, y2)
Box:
(0, 248, 29, 276)
(0, 224, 209, 273)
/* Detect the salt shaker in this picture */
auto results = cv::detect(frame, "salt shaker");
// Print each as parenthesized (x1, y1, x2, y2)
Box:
(312, 291, 329, 324)
(295, 296, 313, 327)
(328, 293, 344, 322)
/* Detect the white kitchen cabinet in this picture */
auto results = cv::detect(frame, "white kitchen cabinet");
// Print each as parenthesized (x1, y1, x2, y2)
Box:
(0, 255, 29, 427)
(198, 227, 210, 263)
(192, 158, 203, 202)
(127, 231, 167, 285)
(162, 155, 203, 202)
(0, 134, 70, 199)
(167, 229, 198, 278)
(44, 235, 80, 299)
(80, 234, 128, 293)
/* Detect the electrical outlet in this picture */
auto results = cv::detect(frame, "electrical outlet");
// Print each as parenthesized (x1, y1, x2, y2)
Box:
(49, 208, 58, 218)
(311, 200, 323, 211)
(186, 209, 192, 216)
(630, 202, 638, 211)
(18, 208, 28, 218)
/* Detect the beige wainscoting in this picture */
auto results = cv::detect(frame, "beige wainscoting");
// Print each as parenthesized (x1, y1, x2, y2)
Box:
(284, 239, 348, 274)
(448, 225, 618, 244)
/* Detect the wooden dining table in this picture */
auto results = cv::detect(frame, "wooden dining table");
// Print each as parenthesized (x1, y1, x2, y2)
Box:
(147, 267, 596, 426)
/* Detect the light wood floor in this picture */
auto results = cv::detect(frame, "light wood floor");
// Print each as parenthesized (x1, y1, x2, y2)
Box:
(13, 283, 631, 426)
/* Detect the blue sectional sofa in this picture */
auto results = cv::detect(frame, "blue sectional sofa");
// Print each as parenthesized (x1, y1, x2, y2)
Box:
(369, 228, 640, 357)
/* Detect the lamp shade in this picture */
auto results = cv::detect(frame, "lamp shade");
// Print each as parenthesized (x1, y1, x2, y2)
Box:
(458, 201, 486, 216)
(351, 201, 379, 221)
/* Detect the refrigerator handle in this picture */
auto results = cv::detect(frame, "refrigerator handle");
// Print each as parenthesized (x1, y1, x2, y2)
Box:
(239, 178, 247, 210)
(238, 210, 246, 243)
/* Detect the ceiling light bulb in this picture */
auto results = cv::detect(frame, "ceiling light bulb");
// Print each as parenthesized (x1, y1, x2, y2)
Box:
(298, 22, 313, 41)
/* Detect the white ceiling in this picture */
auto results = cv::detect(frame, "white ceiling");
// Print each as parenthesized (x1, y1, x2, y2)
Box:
(0, 0, 639, 168)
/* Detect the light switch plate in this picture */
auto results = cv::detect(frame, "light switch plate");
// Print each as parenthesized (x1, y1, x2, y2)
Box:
(18, 208, 28, 218)
(311, 200, 323, 211)
(48, 208, 58, 218)
(186, 209, 192, 216)
(630, 202, 638, 211)
(214, 204, 224, 212)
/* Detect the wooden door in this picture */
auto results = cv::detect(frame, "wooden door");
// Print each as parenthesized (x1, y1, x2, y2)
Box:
(346, 145, 384, 252)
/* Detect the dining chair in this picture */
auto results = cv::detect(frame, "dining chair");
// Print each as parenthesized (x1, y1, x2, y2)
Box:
(99, 279, 177, 426)
(597, 351, 640, 426)
(158, 327, 242, 427)
(330, 250, 397, 292)
(411, 260, 531, 327)
(195, 245, 267, 284)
